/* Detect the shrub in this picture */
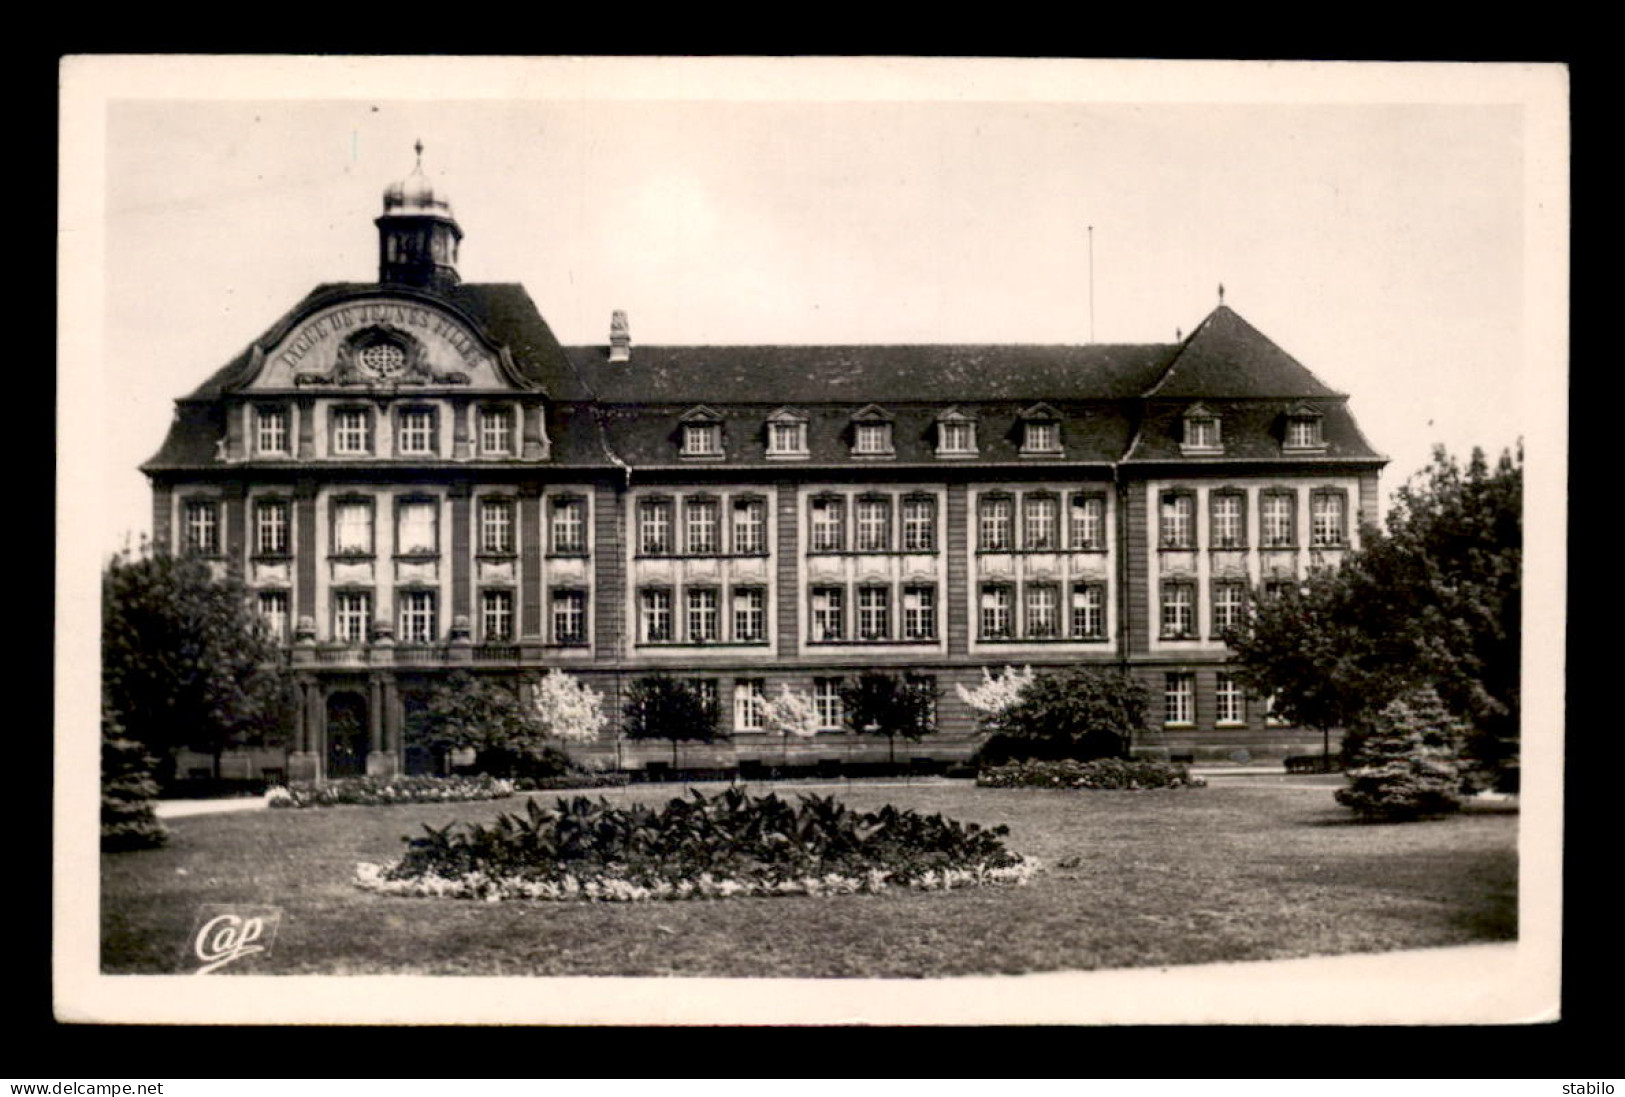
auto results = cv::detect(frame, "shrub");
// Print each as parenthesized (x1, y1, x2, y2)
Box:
(622, 675, 725, 767)
(512, 772, 631, 792)
(971, 667, 1148, 765)
(1285, 754, 1343, 775)
(102, 714, 168, 851)
(269, 774, 515, 809)
(977, 758, 1205, 790)
(355, 787, 1038, 901)
(1334, 687, 1466, 821)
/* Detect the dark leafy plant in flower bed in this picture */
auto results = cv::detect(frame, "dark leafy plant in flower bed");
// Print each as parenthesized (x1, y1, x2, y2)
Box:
(977, 758, 1206, 790)
(355, 787, 1037, 901)
(269, 774, 515, 808)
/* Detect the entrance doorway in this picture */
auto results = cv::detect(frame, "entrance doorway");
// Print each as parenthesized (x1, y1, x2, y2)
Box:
(326, 691, 369, 778)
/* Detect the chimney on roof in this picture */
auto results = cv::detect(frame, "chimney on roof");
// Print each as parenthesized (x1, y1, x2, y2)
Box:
(609, 310, 631, 363)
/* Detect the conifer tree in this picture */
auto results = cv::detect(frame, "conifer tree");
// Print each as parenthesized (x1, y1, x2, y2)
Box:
(1334, 686, 1466, 821)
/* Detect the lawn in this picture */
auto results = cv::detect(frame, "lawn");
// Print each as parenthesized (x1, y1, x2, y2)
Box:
(101, 779, 1516, 978)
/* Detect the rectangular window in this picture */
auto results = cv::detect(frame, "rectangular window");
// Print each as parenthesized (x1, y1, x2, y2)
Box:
(1025, 584, 1058, 638)
(734, 679, 766, 731)
(1212, 580, 1247, 636)
(853, 421, 892, 454)
(811, 586, 845, 642)
(333, 499, 373, 556)
(857, 587, 889, 640)
(902, 496, 936, 552)
(257, 590, 289, 642)
(1287, 417, 1323, 449)
(332, 408, 372, 455)
(254, 499, 288, 556)
(397, 408, 436, 455)
(855, 497, 890, 552)
(731, 498, 765, 554)
(683, 423, 721, 457)
(1216, 674, 1245, 725)
(687, 679, 720, 722)
(1261, 492, 1296, 548)
(685, 498, 719, 554)
(1164, 673, 1195, 726)
(1211, 492, 1245, 549)
(1264, 694, 1292, 728)
(640, 589, 672, 643)
(398, 590, 437, 644)
(396, 499, 438, 556)
(902, 585, 936, 641)
(551, 497, 586, 554)
(1024, 495, 1058, 550)
(981, 585, 1012, 639)
(1071, 583, 1104, 640)
(768, 421, 806, 456)
(814, 678, 844, 730)
(1161, 582, 1196, 639)
(1263, 578, 1296, 602)
(1311, 491, 1347, 547)
(687, 588, 720, 643)
(1024, 420, 1059, 452)
(980, 496, 1013, 551)
(183, 500, 219, 555)
(639, 499, 673, 555)
(1160, 492, 1194, 549)
(938, 419, 975, 455)
(551, 589, 586, 644)
(479, 498, 514, 555)
(256, 406, 289, 455)
(479, 406, 514, 456)
(811, 497, 845, 553)
(905, 674, 938, 729)
(333, 591, 372, 644)
(481, 589, 514, 642)
(1070, 494, 1104, 550)
(1185, 417, 1219, 449)
(732, 588, 765, 643)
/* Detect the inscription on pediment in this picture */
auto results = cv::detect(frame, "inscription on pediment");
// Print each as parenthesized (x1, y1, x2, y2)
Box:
(251, 299, 505, 390)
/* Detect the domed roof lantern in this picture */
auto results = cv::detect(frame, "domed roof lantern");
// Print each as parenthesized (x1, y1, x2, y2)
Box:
(376, 140, 463, 292)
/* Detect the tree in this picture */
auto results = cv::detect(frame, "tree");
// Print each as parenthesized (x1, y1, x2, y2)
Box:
(955, 665, 1038, 735)
(1226, 445, 1521, 784)
(101, 707, 167, 851)
(762, 684, 821, 770)
(407, 671, 566, 777)
(1335, 686, 1467, 821)
(529, 669, 609, 745)
(621, 674, 725, 769)
(102, 545, 288, 782)
(974, 666, 1147, 765)
(839, 671, 939, 765)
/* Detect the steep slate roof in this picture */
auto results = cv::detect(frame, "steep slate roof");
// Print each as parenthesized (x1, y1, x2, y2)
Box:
(1122, 400, 1383, 463)
(181, 283, 595, 402)
(565, 343, 1177, 404)
(1145, 306, 1342, 399)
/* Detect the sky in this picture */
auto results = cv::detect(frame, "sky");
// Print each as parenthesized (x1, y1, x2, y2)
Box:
(66, 57, 1566, 556)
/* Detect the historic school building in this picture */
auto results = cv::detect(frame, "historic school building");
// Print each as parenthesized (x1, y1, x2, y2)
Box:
(144, 150, 1386, 781)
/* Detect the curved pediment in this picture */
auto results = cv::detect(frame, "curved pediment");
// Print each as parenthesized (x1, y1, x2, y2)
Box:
(236, 295, 529, 392)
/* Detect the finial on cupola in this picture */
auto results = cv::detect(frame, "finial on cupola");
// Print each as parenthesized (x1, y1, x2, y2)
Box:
(1176, 327, 1182, 341)
(414, 138, 424, 165)
(1218, 282, 1226, 306)
(609, 309, 631, 363)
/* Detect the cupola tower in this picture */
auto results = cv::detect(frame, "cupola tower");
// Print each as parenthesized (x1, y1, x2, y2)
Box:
(376, 141, 463, 291)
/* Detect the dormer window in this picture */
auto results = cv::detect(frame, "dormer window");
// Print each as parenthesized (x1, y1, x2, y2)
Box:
(679, 406, 725, 459)
(1018, 404, 1062, 455)
(255, 405, 290, 455)
(850, 405, 895, 457)
(478, 406, 515, 456)
(766, 407, 809, 459)
(1284, 403, 1327, 451)
(935, 408, 978, 457)
(1181, 404, 1222, 455)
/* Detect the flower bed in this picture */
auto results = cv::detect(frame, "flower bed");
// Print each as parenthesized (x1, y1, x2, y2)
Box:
(269, 774, 515, 809)
(355, 787, 1037, 902)
(512, 773, 631, 792)
(977, 758, 1206, 790)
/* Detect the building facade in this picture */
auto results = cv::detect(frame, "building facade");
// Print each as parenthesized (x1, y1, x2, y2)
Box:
(144, 156, 1386, 780)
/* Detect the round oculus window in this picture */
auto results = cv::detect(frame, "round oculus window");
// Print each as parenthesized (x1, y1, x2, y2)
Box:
(359, 343, 406, 377)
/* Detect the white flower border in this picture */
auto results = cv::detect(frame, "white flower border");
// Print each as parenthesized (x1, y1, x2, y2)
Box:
(354, 857, 1040, 902)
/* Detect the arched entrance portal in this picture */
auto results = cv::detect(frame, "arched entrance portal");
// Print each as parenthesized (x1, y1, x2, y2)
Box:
(326, 691, 369, 778)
